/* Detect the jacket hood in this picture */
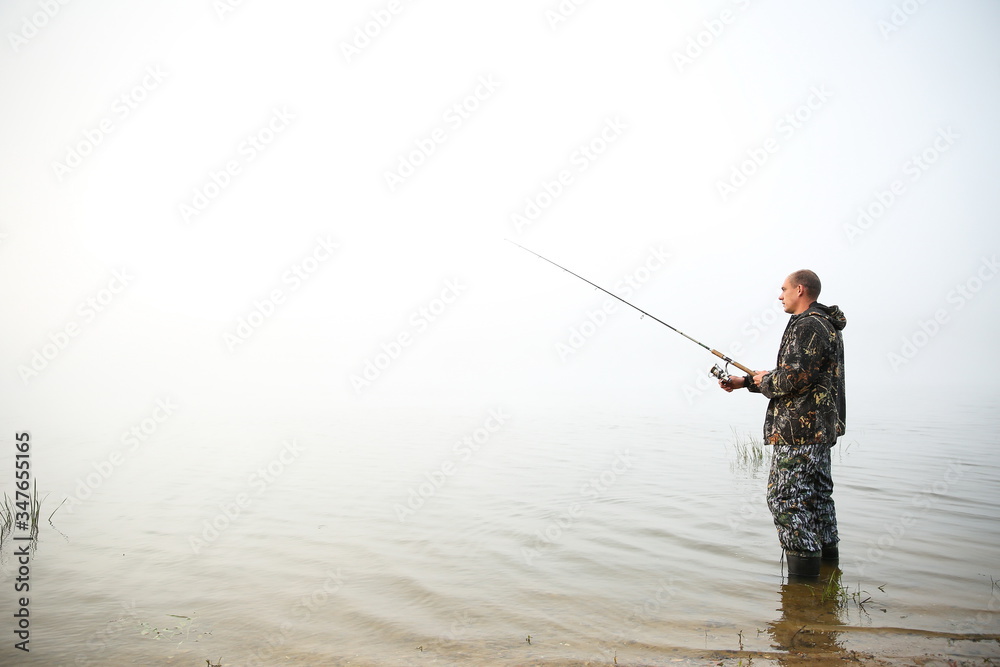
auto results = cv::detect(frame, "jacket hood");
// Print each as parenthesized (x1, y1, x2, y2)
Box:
(803, 302, 847, 331)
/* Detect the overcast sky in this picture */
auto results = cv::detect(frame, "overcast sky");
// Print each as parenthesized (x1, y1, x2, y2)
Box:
(2, 0, 999, 439)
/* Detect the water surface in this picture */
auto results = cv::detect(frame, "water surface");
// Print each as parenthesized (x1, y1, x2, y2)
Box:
(3, 397, 999, 665)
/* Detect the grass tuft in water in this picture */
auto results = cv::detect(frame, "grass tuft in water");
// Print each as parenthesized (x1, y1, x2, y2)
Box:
(819, 569, 849, 605)
(0, 496, 12, 536)
(810, 571, 885, 619)
(728, 429, 767, 475)
(0, 480, 54, 546)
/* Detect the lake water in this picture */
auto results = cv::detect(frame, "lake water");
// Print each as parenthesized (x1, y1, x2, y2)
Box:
(3, 394, 999, 665)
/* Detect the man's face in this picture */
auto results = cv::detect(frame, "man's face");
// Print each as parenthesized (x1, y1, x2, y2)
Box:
(778, 276, 803, 314)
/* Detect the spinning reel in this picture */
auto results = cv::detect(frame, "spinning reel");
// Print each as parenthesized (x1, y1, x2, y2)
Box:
(709, 363, 732, 383)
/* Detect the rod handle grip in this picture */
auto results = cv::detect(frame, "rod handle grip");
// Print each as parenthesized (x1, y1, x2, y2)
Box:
(710, 349, 754, 375)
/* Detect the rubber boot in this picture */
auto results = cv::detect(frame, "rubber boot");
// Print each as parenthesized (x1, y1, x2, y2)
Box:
(821, 543, 839, 561)
(786, 551, 821, 578)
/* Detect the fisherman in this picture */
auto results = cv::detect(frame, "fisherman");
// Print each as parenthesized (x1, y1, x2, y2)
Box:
(719, 270, 846, 578)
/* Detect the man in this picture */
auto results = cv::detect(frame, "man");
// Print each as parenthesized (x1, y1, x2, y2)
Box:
(719, 270, 846, 578)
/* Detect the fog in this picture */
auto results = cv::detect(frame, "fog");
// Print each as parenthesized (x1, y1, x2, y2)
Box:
(3, 0, 999, 440)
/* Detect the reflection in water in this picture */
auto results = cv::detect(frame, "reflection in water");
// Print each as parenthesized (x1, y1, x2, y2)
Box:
(768, 562, 846, 665)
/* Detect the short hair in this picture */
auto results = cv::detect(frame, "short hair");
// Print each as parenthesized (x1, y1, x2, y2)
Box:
(789, 270, 821, 299)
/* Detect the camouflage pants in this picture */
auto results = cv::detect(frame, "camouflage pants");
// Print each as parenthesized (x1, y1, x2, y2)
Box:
(766, 443, 838, 556)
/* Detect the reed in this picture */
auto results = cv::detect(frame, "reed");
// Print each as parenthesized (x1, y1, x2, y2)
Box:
(0, 480, 52, 544)
(811, 571, 883, 618)
(729, 428, 766, 472)
(0, 494, 13, 535)
(819, 569, 848, 605)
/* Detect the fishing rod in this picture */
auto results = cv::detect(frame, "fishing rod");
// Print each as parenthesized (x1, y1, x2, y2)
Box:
(508, 240, 754, 380)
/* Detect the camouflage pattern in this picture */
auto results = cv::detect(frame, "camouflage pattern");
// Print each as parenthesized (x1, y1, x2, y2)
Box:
(747, 303, 847, 446)
(747, 301, 846, 556)
(766, 443, 838, 555)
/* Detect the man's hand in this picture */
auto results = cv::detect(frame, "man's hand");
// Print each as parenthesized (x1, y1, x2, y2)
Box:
(752, 370, 769, 387)
(719, 375, 744, 393)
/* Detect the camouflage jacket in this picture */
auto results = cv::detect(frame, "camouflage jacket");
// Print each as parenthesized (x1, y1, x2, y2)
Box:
(746, 302, 846, 446)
